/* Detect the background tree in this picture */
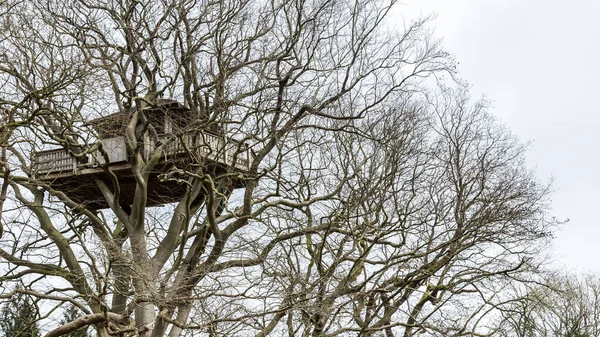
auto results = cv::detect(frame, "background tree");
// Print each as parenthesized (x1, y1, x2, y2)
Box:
(58, 305, 89, 337)
(0, 0, 555, 336)
(0, 289, 41, 337)
(497, 273, 600, 337)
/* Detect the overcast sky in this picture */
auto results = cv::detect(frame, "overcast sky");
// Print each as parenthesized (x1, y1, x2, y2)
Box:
(397, 0, 600, 273)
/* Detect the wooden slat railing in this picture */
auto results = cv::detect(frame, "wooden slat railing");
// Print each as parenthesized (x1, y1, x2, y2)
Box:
(33, 130, 253, 174)
(33, 148, 77, 175)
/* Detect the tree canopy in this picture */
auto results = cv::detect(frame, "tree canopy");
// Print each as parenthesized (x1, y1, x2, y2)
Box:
(0, 0, 555, 336)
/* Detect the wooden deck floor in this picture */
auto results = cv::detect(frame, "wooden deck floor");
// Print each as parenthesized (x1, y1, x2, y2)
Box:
(33, 132, 252, 209)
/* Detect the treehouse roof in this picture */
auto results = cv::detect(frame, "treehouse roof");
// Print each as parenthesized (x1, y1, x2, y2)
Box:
(88, 99, 193, 138)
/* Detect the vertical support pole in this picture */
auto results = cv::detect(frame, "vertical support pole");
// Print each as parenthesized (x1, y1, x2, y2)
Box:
(246, 146, 250, 170)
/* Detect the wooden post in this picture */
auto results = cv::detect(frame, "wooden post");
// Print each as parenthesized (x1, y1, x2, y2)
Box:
(247, 146, 250, 170)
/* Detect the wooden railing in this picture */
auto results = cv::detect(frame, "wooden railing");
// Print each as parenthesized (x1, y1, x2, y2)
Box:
(162, 132, 251, 170)
(33, 148, 77, 175)
(33, 130, 253, 175)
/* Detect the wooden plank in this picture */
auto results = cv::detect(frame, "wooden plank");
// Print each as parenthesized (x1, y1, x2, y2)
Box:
(96, 136, 127, 164)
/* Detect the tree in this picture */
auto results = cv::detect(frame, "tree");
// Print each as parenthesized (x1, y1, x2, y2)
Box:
(0, 0, 554, 336)
(59, 305, 89, 337)
(497, 273, 600, 337)
(0, 289, 41, 337)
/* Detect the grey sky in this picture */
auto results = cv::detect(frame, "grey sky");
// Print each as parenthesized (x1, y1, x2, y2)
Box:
(398, 0, 600, 272)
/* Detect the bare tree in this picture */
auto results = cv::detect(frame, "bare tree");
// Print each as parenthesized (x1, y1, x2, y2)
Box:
(230, 87, 555, 337)
(496, 273, 600, 337)
(0, 0, 554, 336)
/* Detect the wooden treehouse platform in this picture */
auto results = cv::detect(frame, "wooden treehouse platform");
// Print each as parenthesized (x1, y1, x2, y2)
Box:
(32, 124, 253, 210)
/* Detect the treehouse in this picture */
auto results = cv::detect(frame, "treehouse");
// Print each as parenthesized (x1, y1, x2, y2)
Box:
(31, 100, 253, 210)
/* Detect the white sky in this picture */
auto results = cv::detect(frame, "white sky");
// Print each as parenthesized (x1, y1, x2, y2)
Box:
(397, 0, 600, 273)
